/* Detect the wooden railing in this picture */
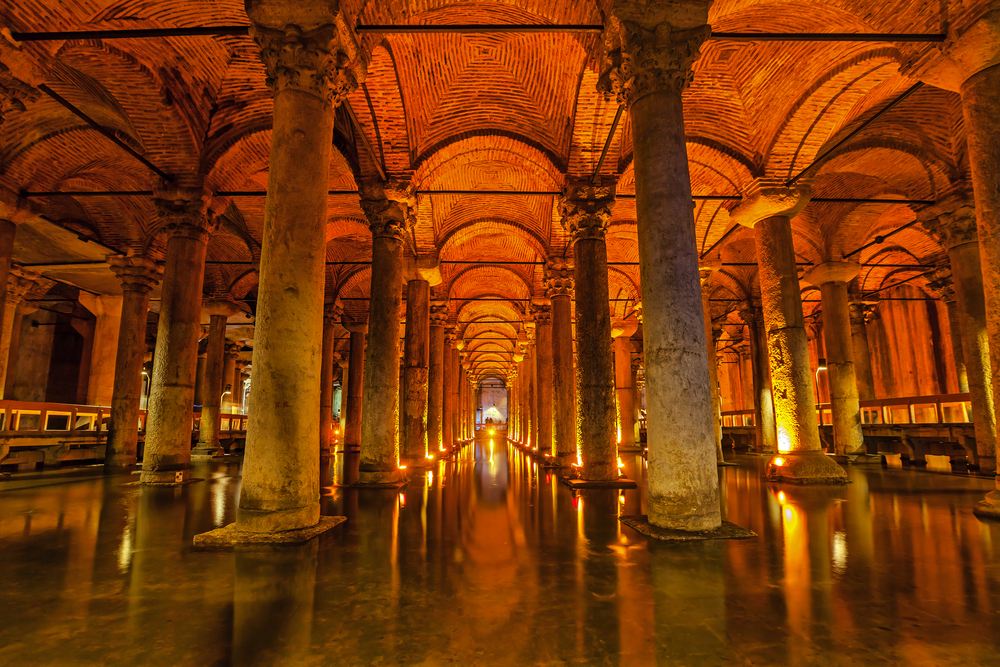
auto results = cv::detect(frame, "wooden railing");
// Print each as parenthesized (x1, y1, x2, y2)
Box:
(721, 392, 973, 428)
(0, 400, 249, 437)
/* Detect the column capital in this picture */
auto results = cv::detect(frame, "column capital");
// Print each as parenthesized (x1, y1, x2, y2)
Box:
(0, 40, 43, 125)
(444, 325, 457, 345)
(611, 317, 639, 339)
(737, 299, 764, 327)
(531, 303, 552, 326)
(5, 267, 39, 306)
(919, 195, 978, 250)
(430, 301, 449, 326)
(900, 5, 1000, 92)
(730, 179, 812, 228)
(224, 341, 241, 358)
(109, 255, 162, 294)
(341, 313, 368, 334)
(544, 259, 575, 298)
(924, 266, 958, 303)
(323, 299, 344, 326)
(802, 261, 861, 287)
(598, 2, 711, 107)
(558, 180, 616, 244)
(152, 186, 217, 242)
(246, 0, 364, 107)
(202, 299, 241, 319)
(360, 196, 412, 241)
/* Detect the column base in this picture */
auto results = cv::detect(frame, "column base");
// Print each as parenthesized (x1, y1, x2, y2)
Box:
(352, 468, 409, 488)
(191, 442, 225, 459)
(973, 489, 1000, 520)
(193, 515, 345, 548)
(399, 456, 436, 469)
(971, 456, 997, 474)
(766, 451, 850, 484)
(620, 514, 756, 541)
(845, 453, 883, 465)
(138, 468, 196, 485)
(561, 476, 637, 490)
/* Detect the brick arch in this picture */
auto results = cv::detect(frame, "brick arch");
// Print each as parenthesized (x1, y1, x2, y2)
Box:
(438, 218, 548, 262)
(764, 50, 901, 178)
(456, 300, 526, 330)
(815, 140, 957, 199)
(228, 268, 259, 299)
(711, 269, 753, 302)
(447, 265, 533, 301)
(414, 134, 563, 191)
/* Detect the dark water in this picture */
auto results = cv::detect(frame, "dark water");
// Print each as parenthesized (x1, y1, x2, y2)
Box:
(1, 436, 998, 666)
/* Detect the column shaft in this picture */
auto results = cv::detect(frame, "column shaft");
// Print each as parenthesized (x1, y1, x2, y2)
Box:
(319, 317, 337, 462)
(0, 219, 16, 397)
(427, 317, 444, 452)
(194, 313, 227, 456)
(945, 300, 969, 392)
(574, 238, 617, 480)
(551, 293, 576, 457)
(849, 304, 876, 401)
(443, 338, 455, 447)
(536, 314, 554, 456)
(345, 329, 365, 451)
(630, 87, 720, 528)
(702, 291, 724, 462)
(949, 242, 996, 471)
(818, 280, 865, 456)
(401, 280, 429, 462)
(141, 231, 208, 484)
(613, 336, 636, 451)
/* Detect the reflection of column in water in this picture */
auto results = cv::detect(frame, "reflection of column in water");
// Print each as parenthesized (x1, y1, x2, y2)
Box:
(232, 541, 318, 666)
(651, 541, 728, 664)
(579, 490, 621, 661)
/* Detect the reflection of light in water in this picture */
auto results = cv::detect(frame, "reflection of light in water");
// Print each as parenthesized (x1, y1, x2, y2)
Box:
(489, 439, 494, 467)
(212, 477, 229, 527)
(832, 531, 848, 575)
(116, 524, 133, 573)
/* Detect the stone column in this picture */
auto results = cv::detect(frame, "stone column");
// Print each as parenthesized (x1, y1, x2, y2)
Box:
(452, 343, 464, 445)
(923, 202, 996, 472)
(357, 186, 410, 486)
(443, 328, 456, 448)
(848, 301, 876, 401)
(141, 188, 215, 485)
(427, 302, 447, 453)
(533, 304, 554, 456)
(904, 6, 1000, 516)
(342, 317, 366, 453)
(319, 301, 343, 464)
(738, 302, 777, 453)
(401, 279, 430, 464)
(193, 300, 240, 458)
(221, 343, 239, 412)
(105, 257, 161, 469)
(78, 294, 123, 406)
(546, 261, 577, 458)
(611, 317, 638, 452)
(193, 349, 207, 406)
(0, 269, 37, 398)
(630, 357, 642, 443)
(234, 360, 248, 413)
(196, 2, 364, 541)
(559, 183, 617, 481)
(0, 218, 18, 391)
(737, 340, 754, 411)
(600, 7, 723, 527)
(732, 183, 847, 483)
(805, 262, 868, 458)
(700, 283, 724, 462)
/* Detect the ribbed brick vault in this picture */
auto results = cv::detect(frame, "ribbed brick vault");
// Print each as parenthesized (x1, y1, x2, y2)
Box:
(0, 0, 981, 383)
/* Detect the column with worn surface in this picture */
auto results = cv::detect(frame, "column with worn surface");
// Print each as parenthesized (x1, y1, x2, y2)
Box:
(342, 317, 366, 452)
(600, 5, 723, 527)
(142, 188, 214, 485)
(320, 302, 343, 464)
(732, 183, 847, 483)
(197, 2, 363, 542)
(222, 342, 239, 412)
(105, 256, 161, 469)
(427, 302, 447, 452)
(904, 4, 1000, 518)
(401, 279, 430, 464)
(700, 282, 724, 462)
(611, 317, 638, 452)
(534, 304, 554, 456)
(443, 328, 456, 449)
(740, 302, 777, 453)
(804, 262, 867, 458)
(79, 294, 123, 406)
(923, 201, 996, 472)
(193, 300, 240, 458)
(357, 188, 409, 485)
(560, 184, 617, 480)
(546, 261, 577, 458)
(848, 301, 876, 401)
(0, 269, 37, 398)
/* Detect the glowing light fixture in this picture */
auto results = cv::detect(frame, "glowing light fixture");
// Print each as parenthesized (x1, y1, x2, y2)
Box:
(773, 457, 785, 467)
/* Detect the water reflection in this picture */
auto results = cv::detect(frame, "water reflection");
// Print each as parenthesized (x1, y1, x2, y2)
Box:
(0, 442, 998, 665)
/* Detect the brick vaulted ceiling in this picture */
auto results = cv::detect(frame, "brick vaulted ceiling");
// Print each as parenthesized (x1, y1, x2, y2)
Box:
(0, 0, 985, 380)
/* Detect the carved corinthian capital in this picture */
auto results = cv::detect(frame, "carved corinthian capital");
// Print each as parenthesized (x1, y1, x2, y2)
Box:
(109, 255, 163, 294)
(599, 19, 710, 106)
(919, 194, 978, 250)
(558, 181, 616, 244)
(152, 186, 217, 242)
(544, 259, 575, 298)
(249, 17, 363, 107)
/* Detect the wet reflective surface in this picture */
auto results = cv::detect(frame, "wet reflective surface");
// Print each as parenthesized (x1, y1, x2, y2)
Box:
(2, 436, 999, 666)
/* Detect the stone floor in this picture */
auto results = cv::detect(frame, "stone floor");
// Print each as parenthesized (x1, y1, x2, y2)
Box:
(1, 436, 999, 666)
